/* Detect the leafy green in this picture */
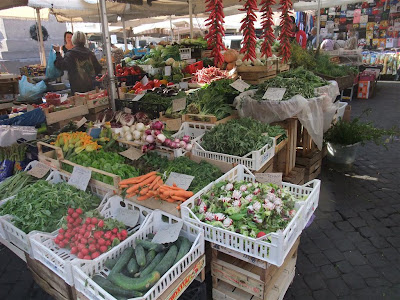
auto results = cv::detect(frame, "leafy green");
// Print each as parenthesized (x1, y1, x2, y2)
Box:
(0, 180, 101, 233)
(201, 118, 286, 157)
(0, 172, 39, 201)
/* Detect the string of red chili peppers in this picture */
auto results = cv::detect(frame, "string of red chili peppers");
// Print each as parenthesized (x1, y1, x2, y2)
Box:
(239, 0, 258, 62)
(278, 0, 293, 62)
(205, 0, 226, 67)
(260, 0, 276, 58)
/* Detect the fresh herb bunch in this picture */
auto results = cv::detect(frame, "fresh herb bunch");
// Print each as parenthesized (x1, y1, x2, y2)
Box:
(0, 172, 39, 201)
(325, 117, 399, 147)
(201, 118, 286, 156)
(0, 144, 27, 162)
(0, 181, 101, 233)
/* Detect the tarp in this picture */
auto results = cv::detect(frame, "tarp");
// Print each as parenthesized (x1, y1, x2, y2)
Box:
(0, 0, 28, 11)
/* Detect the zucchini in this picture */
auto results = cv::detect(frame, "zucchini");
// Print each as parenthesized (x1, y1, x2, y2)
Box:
(136, 239, 166, 252)
(109, 247, 134, 276)
(140, 251, 165, 278)
(92, 275, 143, 298)
(104, 257, 118, 270)
(173, 237, 192, 265)
(135, 245, 146, 267)
(154, 245, 178, 277)
(108, 271, 160, 292)
(127, 257, 140, 275)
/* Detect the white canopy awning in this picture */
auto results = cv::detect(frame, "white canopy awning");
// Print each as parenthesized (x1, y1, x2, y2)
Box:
(0, 6, 49, 19)
(294, 0, 362, 11)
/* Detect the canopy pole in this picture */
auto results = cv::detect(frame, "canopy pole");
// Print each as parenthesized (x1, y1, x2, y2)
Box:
(71, 18, 74, 32)
(189, 0, 193, 38)
(122, 16, 128, 51)
(99, 0, 117, 112)
(316, 0, 321, 48)
(170, 15, 173, 42)
(36, 8, 46, 67)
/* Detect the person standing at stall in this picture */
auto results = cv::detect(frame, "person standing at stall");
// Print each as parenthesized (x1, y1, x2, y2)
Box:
(290, 16, 307, 49)
(345, 28, 358, 50)
(62, 31, 74, 54)
(53, 31, 102, 94)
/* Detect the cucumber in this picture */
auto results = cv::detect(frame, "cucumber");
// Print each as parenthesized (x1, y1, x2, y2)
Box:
(104, 257, 118, 270)
(135, 245, 146, 267)
(147, 233, 155, 239)
(136, 239, 166, 252)
(174, 237, 182, 249)
(173, 237, 192, 265)
(108, 271, 160, 292)
(154, 245, 178, 277)
(143, 250, 156, 269)
(92, 275, 143, 298)
(109, 248, 134, 276)
(139, 251, 165, 277)
(127, 257, 140, 275)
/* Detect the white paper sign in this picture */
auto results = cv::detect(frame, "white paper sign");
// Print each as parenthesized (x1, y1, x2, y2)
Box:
(230, 79, 250, 92)
(165, 172, 194, 190)
(262, 88, 286, 101)
(111, 35, 118, 44)
(255, 172, 283, 186)
(132, 91, 147, 102)
(68, 166, 92, 191)
(115, 208, 139, 227)
(164, 66, 172, 76)
(179, 81, 189, 90)
(172, 98, 186, 112)
(119, 147, 144, 161)
(151, 221, 183, 244)
(124, 107, 132, 114)
(27, 162, 51, 179)
(76, 117, 87, 128)
(141, 75, 149, 86)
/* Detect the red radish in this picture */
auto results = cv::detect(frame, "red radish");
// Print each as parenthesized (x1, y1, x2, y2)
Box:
(81, 248, 89, 256)
(256, 232, 266, 238)
(72, 212, 79, 219)
(106, 240, 112, 246)
(91, 252, 101, 259)
(85, 218, 91, 224)
(68, 208, 74, 215)
(70, 247, 78, 254)
(112, 228, 118, 234)
(80, 238, 88, 244)
(83, 255, 91, 260)
(97, 220, 104, 228)
(100, 246, 108, 253)
(182, 135, 190, 143)
(88, 244, 97, 253)
(97, 238, 106, 246)
(91, 218, 98, 225)
(59, 228, 65, 234)
(88, 238, 95, 244)
(76, 208, 83, 215)
(77, 252, 84, 259)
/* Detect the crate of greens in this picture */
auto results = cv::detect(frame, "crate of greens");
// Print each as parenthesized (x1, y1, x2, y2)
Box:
(191, 118, 286, 172)
(72, 210, 204, 300)
(30, 194, 153, 285)
(181, 164, 321, 266)
(0, 170, 106, 256)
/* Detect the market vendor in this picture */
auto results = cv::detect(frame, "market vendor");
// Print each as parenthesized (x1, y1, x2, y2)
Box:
(345, 28, 358, 50)
(62, 31, 73, 54)
(53, 31, 102, 94)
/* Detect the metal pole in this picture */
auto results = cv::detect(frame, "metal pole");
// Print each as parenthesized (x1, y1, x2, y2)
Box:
(316, 0, 321, 48)
(189, 0, 193, 38)
(122, 16, 128, 51)
(36, 8, 46, 66)
(170, 15, 174, 42)
(99, 0, 117, 111)
(71, 18, 74, 32)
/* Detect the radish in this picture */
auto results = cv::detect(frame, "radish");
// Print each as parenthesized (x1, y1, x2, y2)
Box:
(174, 138, 180, 144)
(182, 135, 190, 143)
(157, 134, 166, 143)
(185, 144, 193, 151)
(179, 141, 187, 148)
(171, 142, 179, 149)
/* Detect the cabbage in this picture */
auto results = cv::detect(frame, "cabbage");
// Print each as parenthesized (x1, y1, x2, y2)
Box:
(165, 58, 175, 66)
(172, 61, 180, 68)
(156, 45, 164, 51)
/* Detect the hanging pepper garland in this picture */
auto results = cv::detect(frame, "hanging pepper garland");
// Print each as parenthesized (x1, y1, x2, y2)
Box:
(239, 0, 258, 62)
(205, 0, 226, 67)
(278, 0, 293, 62)
(260, 0, 276, 58)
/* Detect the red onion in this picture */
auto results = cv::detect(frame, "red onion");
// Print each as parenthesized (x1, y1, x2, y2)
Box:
(179, 141, 187, 148)
(171, 142, 179, 149)
(164, 138, 172, 147)
(153, 130, 161, 137)
(134, 112, 150, 124)
(182, 135, 191, 144)
(145, 129, 152, 135)
(148, 143, 156, 150)
(146, 135, 155, 144)
(142, 145, 148, 153)
(151, 121, 164, 131)
(174, 138, 180, 144)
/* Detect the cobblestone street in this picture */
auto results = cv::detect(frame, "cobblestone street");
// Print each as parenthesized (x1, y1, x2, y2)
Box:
(0, 82, 399, 299)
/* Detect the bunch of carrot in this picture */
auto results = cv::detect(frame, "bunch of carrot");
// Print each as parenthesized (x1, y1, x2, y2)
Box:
(118, 171, 194, 208)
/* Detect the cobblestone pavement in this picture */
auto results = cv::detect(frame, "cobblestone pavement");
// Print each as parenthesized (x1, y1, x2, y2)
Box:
(0, 82, 399, 300)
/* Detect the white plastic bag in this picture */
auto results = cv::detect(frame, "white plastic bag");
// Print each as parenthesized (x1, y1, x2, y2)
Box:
(0, 125, 37, 147)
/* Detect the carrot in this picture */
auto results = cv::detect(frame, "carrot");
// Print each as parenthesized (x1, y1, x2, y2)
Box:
(126, 184, 140, 194)
(137, 194, 152, 201)
(171, 195, 187, 202)
(119, 171, 157, 185)
(176, 205, 181, 210)
(139, 187, 149, 195)
(126, 193, 136, 198)
(153, 182, 162, 190)
(126, 175, 157, 194)
(149, 176, 162, 189)
(119, 184, 129, 188)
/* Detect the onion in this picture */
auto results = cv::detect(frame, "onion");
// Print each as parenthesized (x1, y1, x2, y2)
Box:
(136, 122, 145, 131)
(157, 134, 166, 143)
(179, 141, 187, 148)
(153, 130, 161, 137)
(164, 138, 172, 147)
(122, 125, 130, 132)
(142, 145, 148, 153)
(130, 124, 136, 132)
(182, 135, 190, 143)
(185, 144, 193, 151)
(151, 120, 164, 130)
(145, 129, 152, 135)
(148, 143, 156, 150)
(171, 142, 179, 149)
(125, 133, 133, 141)
(174, 138, 180, 144)
(132, 130, 141, 140)
(142, 134, 147, 141)
(146, 135, 155, 144)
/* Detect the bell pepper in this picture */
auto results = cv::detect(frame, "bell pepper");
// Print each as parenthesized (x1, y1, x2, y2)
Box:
(133, 81, 143, 90)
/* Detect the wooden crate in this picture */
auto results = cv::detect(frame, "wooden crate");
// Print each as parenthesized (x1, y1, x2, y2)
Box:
(86, 104, 110, 122)
(37, 141, 64, 169)
(75, 88, 109, 109)
(26, 254, 74, 300)
(182, 110, 239, 125)
(237, 65, 277, 84)
(159, 112, 183, 131)
(211, 238, 299, 300)
(44, 97, 89, 125)
(296, 149, 322, 182)
(283, 166, 305, 185)
(277, 61, 290, 73)
(272, 119, 297, 176)
(297, 123, 317, 157)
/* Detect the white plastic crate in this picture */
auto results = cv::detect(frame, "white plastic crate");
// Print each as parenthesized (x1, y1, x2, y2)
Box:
(337, 101, 348, 120)
(157, 122, 215, 158)
(72, 210, 204, 300)
(191, 135, 276, 171)
(179, 48, 192, 60)
(30, 196, 153, 285)
(181, 165, 320, 266)
(0, 170, 111, 256)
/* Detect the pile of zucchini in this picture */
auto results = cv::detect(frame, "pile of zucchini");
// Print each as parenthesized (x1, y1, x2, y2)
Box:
(92, 235, 192, 299)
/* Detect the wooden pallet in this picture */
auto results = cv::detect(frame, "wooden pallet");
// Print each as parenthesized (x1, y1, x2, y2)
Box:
(211, 238, 299, 300)
(159, 112, 183, 131)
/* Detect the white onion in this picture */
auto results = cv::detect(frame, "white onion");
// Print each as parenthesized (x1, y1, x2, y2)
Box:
(130, 124, 136, 132)
(122, 125, 130, 132)
(136, 122, 145, 132)
(185, 144, 193, 151)
(132, 130, 141, 140)
(125, 133, 133, 141)
(157, 134, 166, 143)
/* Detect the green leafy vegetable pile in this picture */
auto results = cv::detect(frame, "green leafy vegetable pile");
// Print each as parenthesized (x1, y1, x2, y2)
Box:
(200, 118, 286, 157)
(0, 172, 40, 201)
(0, 181, 101, 233)
(63, 151, 139, 185)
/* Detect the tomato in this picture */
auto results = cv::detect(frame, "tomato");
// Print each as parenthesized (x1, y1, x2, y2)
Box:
(91, 252, 101, 259)
(135, 88, 144, 94)
(133, 82, 143, 90)
(167, 82, 174, 86)
(99, 246, 108, 253)
(70, 247, 78, 254)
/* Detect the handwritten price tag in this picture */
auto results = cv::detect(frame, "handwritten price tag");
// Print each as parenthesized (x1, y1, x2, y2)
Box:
(141, 75, 149, 86)
(27, 162, 51, 179)
(255, 172, 283, 186)
(179, 81, 189, 90)
(152, 221, 183, 244)
(230, 79, 250, 92)
(68, 166, 92, 191)
(115, 208, 139, 227)
(119, 147, 144, 161)
(165, 172, 194, 190)
(76, 117, 87, 128)
(166, 118, 182, 131)
(164, 66, 172, 76)
(132, 91, 147, 102)
(172, 98, 186, 112)
(262, 88, 286, 101)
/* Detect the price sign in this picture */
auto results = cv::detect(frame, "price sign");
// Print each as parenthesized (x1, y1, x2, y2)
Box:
(115, 208, 140, 227)
(164, 66, 172, 76)
(255, 172, 283, 186)
(119, 147, 144, 161)
(152, 221, 183, 244)
(230, 79, 250, 92)
(27, 162, 51, 179)
(132, 91, 147, 102)
(262, 88, 286, 101)
(68, 166, 91, 191)
(179, 81, 189, 90)
(165, 172, 194, 190)
(124, 107, 132, 114)
(76, 117, 87, 128)
(172, 98, 186, 112)
(166, 118, 182, 131)
(141, 75, 149, 86)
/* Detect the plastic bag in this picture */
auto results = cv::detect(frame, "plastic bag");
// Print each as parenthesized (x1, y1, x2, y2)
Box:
(46, 47, 63, 79)
(0, 160, 14, 182)
(0, 109, 45, 127)
(18, 75, 47, 102)
(0, 125, 38, 147)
